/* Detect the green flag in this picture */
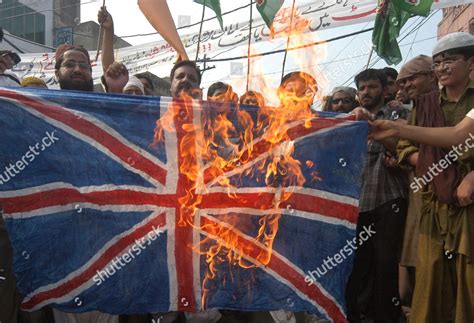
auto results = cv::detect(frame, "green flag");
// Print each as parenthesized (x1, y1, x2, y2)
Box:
(396, 0, 433, 16)
(372, 0, 433, 65)
(256, 0, 284, 29)
(194, 0, 223, 30)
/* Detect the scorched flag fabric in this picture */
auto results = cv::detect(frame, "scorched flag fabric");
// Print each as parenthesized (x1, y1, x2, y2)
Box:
(0, 87, 367, 321)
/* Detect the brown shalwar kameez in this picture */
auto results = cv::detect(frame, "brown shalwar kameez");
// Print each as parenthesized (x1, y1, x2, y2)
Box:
(397, 81, 474, 323)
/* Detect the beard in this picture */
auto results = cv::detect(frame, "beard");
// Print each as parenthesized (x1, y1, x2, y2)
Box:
(59, 77, 94, 92)
(360, 93, 383, 111)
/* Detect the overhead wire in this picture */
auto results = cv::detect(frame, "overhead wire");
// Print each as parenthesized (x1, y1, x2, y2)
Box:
(87, 1, 256, 40)
(197, 28, 375, 63)
(404, 17, 423, 63)
(201, 33, 445, 86)
(339, 10, 439, 87)
(319, 21, 371, 75)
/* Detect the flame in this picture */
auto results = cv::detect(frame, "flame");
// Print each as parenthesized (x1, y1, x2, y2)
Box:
(154, 6, 327, 310)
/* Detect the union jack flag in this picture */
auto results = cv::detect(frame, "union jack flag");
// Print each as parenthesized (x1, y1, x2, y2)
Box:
(0, 87, 367, 321)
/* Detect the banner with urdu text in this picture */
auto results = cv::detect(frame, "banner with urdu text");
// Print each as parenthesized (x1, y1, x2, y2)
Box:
(12, 0, 468, 87)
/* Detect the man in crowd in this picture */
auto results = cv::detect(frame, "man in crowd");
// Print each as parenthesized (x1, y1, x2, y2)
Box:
(207, 81, 238, 103)
(206, 82, 239, 125)
(123, 75, 145, 95)
(0, 50, 21, 87)
(240, 90, 266, 128)
(397, 55, 437, 102)
(397, 32, 474, 323)
(391, 54, 438, 317)
(135, 72, 156, 96)
(278, 71, 318, 112)
(55, 44, 94, 92)
(381, 67, 399, 102)
(322, 86, 358, 113)
(170, 60, 201, 99)
(345, 69, 408, 323)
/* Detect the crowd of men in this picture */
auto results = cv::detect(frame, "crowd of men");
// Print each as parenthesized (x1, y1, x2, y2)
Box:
(0, 5, 473, 323)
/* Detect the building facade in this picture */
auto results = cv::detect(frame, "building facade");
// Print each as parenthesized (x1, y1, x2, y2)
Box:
(0, 0, 53, 46)
(0, 0, 129, 53)
(0, 0, 80, 50)
(437, 4, 474, 38)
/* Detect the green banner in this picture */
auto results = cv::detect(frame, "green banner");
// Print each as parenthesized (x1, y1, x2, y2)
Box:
(194, 0, 223, 30)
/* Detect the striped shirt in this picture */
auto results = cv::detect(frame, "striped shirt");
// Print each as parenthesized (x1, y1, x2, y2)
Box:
(359, 105, 409, 212)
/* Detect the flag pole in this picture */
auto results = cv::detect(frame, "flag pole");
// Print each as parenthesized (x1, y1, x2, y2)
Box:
(365, 46, 374, 69)
(246, 0, 253, 92)
(195, 4, 206, 61)
(281, 0, 297, 81)
(95, 0, 106, 62)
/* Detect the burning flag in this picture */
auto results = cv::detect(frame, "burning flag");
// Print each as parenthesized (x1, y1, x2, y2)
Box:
(0, 87, 367, 321)
(194, 0, 224, 30)
(372, 0, 433, 65)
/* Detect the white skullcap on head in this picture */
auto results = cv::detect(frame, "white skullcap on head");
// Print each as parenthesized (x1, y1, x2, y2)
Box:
(432, 32, 474, 57)
(330, 86, 357, 97)
(123, 75, 145, 94)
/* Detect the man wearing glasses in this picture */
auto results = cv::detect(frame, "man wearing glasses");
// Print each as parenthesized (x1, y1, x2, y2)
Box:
(323, 86, 357, 113)
(54, 44, 94, 92)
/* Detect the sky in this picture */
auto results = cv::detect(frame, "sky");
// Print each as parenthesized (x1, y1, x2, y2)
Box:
(80, 0, 443, 104)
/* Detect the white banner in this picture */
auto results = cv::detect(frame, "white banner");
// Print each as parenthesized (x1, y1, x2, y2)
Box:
(13, 0, 469, 87)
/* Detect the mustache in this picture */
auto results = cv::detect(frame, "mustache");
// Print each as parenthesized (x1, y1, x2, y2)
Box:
(70, 72, 86, 79)
(177, 82, 193, 94)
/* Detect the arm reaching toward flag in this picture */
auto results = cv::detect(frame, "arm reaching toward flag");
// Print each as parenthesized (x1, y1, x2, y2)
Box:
(369, 113, 474, 148)
(138, 0, 188, 60)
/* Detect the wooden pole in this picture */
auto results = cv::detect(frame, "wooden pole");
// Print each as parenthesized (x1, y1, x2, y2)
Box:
(95, 0, 106, 62)
(281, 0, 296, 81)
(195, 4, 206, 61)
(365, 46, 374, 70)
(246, 0, 253, 92)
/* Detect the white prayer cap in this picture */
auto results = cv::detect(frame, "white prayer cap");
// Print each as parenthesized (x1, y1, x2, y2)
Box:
(123, 75, 145, 95)
(432, 32, 474, 57)
(330, 86, 356, 97)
